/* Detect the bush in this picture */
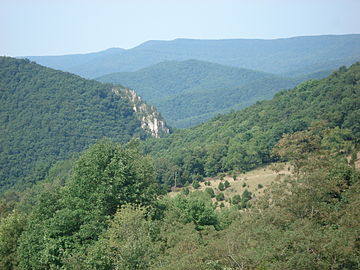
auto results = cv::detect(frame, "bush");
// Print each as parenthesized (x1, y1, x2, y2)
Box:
(192, 174, 204, 182)
(257, 184, 263, 189)
(182, 187, 190, 195)
(205, 187, 215, 198)
(218, 182, 225, 191)
(231, 194, 241, 205)
(216, 192, 225, 201)
(192, 180, 200, 189)
(224, 180, 231, 189)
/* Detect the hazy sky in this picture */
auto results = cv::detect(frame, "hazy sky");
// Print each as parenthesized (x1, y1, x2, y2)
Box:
(1, 0, 359, 56)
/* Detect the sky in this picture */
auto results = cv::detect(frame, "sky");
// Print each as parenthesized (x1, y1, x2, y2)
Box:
(1, 0, 359, 56)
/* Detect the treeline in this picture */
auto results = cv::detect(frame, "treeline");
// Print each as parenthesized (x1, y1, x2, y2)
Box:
(0, 57, 146, 193)
(0, 124, 359, 269)
(143, 63, 360, 191)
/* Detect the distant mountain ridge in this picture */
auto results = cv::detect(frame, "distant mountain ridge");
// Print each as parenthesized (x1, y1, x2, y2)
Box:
(25, 34, 360, 78)
(25, 48, 126, 75)
(97, 59, 317, 128)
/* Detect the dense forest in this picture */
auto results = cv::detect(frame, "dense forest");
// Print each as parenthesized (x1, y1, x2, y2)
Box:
(97, 60, 308, 128)
(27, 34, 360, 78)
(142, 63, 360, 191)
(0, 61, 359, 269)
(0, 57, 147, 193)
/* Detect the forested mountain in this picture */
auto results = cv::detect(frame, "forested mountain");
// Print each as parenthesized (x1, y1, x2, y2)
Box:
(0, 63, 359, 270)
(0, 57, 168, 193)
(26, 34, 360, 78)
(98, 59, 316, 128)
(143, 63, 360, 189)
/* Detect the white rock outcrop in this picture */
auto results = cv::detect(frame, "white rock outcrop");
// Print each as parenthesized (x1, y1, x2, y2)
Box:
(112, 87, 170, 138)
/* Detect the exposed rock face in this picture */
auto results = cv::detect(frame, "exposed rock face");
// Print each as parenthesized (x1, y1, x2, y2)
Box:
(112, 87, 170, 138)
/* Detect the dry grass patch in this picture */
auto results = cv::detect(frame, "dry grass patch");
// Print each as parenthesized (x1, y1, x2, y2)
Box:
(169, 163, 292, 206)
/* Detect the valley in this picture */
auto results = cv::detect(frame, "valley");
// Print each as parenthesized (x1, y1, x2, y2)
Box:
(1, 35, 359, 270)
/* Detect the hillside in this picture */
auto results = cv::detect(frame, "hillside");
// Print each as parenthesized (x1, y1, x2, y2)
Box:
(143, 63, 360, 189)
(0, 57, 168, 193)
(27, 34, 360, 78)
(24, 48, 126, 74)
(98, 59, 302, 127)
(1, 62, 359, 270)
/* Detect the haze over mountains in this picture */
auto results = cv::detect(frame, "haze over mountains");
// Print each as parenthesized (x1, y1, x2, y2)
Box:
(98, 59, 307, 127)
(25, 34, 360, 128)
(26, 34, 360, 78)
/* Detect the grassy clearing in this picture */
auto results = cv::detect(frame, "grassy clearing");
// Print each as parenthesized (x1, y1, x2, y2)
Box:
(169, 163, 292, 207)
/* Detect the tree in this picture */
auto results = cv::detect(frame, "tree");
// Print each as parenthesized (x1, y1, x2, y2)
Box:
(192, 180, 200, 189)
(17, 139, 159, 270)
(168, 192, 218, 230)
(240, 189, 252, 208)
(218, 182, 225, 191)
(205, 187, 215, 198)
(0, 211, 27, 270)
(231, 195, 241, 205)
(216, 193, 225, 201)
(224, 180, 231, 189)
(94, 205, 158, 270)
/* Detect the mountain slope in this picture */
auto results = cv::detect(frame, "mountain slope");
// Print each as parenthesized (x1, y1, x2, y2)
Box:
(0, 57, 168, 193)
(27, 34, 360, 78)
(25, 48, 125, 73)
(98, 59, 302, 127)
(142, 63, 360, 189)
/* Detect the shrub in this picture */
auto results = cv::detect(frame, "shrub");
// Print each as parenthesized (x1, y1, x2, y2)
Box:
(216, 192, 225, 201)
(182, 187, 190, 195)
(224, 180, 231, 189)
(205, 187, 215, 198)
(192, 180, 200, 189)
(231, 194, 241, 205)
(218, 182, 225, 191)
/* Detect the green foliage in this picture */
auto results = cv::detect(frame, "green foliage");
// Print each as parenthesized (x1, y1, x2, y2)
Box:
(204, 187, 215, 198)
(216, 193, 225, 201)
(224, 180, 230, 189)
(0, 211, 27, 270)
(257, 184, 263, 189)
(144, 62, 360, 189)
(164, 192, 218, 230)
(240, 189, 252, 208)
(218, 182, 225, 191)
(181, 187, 190, 196)
(2, 127, 359, 269)
(90, 205, 158, 270)
(0, 44, 360, 270)
(0, 57, 145, 193)
(231, 195, 241, 205)
(192, 180, 201, 189)
(16, 140, 159, 269)
(146, 126, 360, 269)
(99, 60, 301, 128)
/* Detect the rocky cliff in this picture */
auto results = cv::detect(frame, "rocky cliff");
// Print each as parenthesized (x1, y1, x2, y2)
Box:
(112, 87, 170, 138)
